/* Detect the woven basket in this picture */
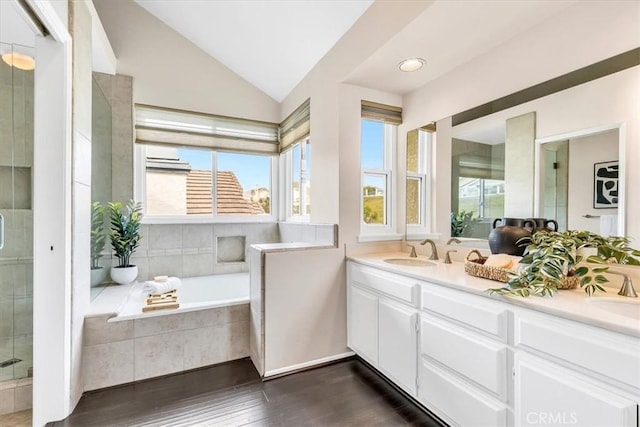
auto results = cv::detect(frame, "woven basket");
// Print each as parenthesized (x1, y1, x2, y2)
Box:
(464, 250, 511, 283)
(463, 250, 579, 289)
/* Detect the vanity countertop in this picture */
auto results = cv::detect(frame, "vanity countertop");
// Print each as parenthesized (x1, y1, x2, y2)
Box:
(348, 252, 640, 338)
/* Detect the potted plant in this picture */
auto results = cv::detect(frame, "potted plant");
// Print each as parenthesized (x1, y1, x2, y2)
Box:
(488, 230, 640, 297)
(109, 200, 143, 285)
(90, 202, 107, 286)
(450, 210, 480, 237)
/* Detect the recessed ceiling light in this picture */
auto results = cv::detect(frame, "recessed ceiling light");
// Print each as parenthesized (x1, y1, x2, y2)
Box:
(398, 58, 425, 72)
(1, 52, 35, 71)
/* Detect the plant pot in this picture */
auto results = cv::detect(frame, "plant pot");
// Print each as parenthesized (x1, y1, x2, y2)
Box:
(488, 225, 532, 256)
(90, 267, 108, 287)
(110, 265, 138, 286)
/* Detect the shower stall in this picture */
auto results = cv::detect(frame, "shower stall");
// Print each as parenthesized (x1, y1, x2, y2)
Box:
(0, 42, 34, 387)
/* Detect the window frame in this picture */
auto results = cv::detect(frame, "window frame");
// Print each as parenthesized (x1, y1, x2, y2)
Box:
(406, 129, 434, 240)
(281, 137, 311, 222)
(359, 120, 399, 241)
(134, 144, 278, 224)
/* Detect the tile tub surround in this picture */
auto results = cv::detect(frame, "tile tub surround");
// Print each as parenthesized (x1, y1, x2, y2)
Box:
(0, 378, 32, 416)
(82, 303, 249, 391)
(278, 222, 337, 246)
(129, 223, 280, 281)
(93, 222, 338, 284)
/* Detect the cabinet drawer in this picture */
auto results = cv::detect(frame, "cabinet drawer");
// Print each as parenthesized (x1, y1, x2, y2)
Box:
(515, 352, 638, 427)
(421, 314, 508, 400)
(514, 311, 640, 390)
(421, 284, 508, 341)
(350, 263, 418, 306)
(418, 358, 508, 427)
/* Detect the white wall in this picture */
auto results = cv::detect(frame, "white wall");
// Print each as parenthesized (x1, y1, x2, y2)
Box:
(31, 1, 73, 424)
(567, 131, 618, 233)
(93, 0, 279, 123)
(69, 0, 93, 411)
(403, 1, 640, 244)
(338, 84, 404, 245)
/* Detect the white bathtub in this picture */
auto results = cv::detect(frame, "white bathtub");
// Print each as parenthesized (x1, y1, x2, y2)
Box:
(111, 273, 250, 321)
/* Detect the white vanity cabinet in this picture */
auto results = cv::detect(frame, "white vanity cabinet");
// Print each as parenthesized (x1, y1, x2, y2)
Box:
(348, 285, 379, 365)
(346, 259, 639, 427)
(513, 310, 640, 427)
(418, 282, 510, 427)
(347, 262, 419, 395)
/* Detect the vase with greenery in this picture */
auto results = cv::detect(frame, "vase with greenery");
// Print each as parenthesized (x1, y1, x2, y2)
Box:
(90, 202, 107, 286)
(487, 230, 640, 297)
(109, 200, 143, 285)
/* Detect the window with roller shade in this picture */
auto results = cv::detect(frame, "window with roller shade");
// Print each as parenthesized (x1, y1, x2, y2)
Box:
(280, 100, 311, 221)
(360, 100, 401, 239)
(134, 105, 278, 222)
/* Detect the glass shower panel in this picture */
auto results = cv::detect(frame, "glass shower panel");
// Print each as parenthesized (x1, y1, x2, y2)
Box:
(0, 42, 34, 381)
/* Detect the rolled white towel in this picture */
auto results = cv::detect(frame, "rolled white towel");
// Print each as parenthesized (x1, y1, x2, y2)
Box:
(143, 277, 182, 295)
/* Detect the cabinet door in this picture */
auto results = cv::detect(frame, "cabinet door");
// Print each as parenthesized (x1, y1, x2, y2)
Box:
(515, 353, 638, 427)
(348, 285, 378, 365)
(379, 299, 417, 394)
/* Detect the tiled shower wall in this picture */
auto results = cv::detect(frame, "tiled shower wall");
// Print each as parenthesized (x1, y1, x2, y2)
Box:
(0, 53, 34, 414)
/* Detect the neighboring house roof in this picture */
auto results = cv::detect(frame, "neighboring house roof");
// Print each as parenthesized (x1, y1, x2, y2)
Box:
(186, 170, 265, 215)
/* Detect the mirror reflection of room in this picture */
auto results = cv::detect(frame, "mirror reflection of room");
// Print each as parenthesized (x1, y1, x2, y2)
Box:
(450, 125, 505, 239)
(406, 126, 433, 238)
(540, 129, 619, 236)
(450, 111, 536, 240)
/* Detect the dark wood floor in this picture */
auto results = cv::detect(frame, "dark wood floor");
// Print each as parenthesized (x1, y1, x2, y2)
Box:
(52, 357, 445, 426)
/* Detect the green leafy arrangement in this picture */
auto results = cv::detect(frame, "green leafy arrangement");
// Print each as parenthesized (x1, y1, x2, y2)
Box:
(487, 230, 640, 297)
(451, 210, 480, 237)
(109, 200, 143, 268)
(90, 202, 106, 269)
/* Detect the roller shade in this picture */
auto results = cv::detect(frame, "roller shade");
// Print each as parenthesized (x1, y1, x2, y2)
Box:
(361, 100, 402, 125)
(135, 104, 280, 154)
(279, 98, 310, 152)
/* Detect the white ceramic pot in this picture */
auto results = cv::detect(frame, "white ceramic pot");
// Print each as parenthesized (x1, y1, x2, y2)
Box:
(90, 267, 108, 287)
(110, 265, 138, 285)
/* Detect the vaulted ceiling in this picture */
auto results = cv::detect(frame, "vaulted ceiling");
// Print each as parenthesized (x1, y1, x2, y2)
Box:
(132, 0, 578, 102)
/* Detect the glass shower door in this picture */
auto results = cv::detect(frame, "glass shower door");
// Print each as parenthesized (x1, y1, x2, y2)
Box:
(0, 42, 34, 382)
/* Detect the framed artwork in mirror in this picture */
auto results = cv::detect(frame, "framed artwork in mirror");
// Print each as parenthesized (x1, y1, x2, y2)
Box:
(593, 160, 618, 208)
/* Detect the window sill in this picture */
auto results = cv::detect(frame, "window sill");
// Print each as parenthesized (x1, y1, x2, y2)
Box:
(357, 233, 404, 243)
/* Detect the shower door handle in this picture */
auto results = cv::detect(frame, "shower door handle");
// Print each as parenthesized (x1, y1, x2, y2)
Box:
(0, 213, 4, 250)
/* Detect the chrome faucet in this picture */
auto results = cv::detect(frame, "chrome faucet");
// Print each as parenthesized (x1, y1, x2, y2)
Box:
(607, 270, 637, 298)
(420, 239, 439, 260)
(447, 238, 461, 245)
(444, 250, 457, 264)
(408, 244, 417, 258)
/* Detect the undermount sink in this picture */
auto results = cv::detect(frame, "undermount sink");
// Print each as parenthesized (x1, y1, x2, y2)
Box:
(383, 258, 436, 267)
(587, 297, 640, 320)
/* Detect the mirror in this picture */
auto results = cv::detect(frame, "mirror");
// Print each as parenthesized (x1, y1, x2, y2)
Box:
(450, 111, 536, 239)
(405, 64, 632, 243)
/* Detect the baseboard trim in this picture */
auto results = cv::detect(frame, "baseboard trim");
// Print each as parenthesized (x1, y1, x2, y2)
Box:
(263, 351, 355, 379)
